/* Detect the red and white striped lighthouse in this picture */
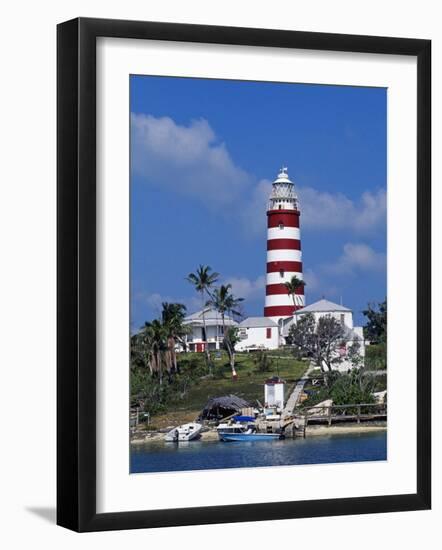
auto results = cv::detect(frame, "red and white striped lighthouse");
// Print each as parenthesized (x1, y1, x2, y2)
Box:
(264, 167, 305, 323)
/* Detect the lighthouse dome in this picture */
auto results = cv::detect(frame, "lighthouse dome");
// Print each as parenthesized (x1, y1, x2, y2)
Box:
(273, 166, 293, 184)
(268, 166, 299, 211)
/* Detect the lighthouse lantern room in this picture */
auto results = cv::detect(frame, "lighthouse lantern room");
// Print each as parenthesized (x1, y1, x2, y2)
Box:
(264, 167, 305, 323)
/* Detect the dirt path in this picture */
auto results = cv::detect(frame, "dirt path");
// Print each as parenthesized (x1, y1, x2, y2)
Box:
(282, 363, 314, 417)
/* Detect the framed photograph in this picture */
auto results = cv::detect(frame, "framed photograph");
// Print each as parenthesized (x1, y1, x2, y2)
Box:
(57, 17, 431, 532)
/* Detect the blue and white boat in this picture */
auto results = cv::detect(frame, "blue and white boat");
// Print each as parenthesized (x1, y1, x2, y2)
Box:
(217, 416, 283, 442)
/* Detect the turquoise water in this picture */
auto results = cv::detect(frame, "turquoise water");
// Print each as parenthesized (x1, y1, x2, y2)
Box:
(130, 431, 387, 474)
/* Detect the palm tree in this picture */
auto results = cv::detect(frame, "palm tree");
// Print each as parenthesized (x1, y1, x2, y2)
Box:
(186, 265, 219, 371)
(130, 330, 151, 374)
(206, 284, 243, 378)
(140, 319, 168, 384)
(161, 302, 187, 374)
(134, 323, 155, 376)
(284, 275, 305, 308)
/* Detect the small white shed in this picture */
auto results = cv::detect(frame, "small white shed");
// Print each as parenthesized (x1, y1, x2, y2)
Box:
(264, 377, 285, 409)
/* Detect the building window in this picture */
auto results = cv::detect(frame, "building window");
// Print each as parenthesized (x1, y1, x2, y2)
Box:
(340, 314, 345, 326)
(278, 222, 284, 230)
(266, 328, 272, 339)
(279, 269, 285, 278)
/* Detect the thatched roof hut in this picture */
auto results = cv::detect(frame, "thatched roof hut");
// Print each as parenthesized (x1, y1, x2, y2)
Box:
(199, 394, 250, 421)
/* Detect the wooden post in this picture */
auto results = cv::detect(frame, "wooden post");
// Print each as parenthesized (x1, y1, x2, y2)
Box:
(328, 406, 332, 427)
(357, 405, 361, 424)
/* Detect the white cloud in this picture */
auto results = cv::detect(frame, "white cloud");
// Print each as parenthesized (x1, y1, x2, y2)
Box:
(241, 182, 386, 238)
(133, 291, 201, 321)
(240, 179, 272, 238)
(143, 292, 166, 311)
(325, 243, 386, 275)
(298, 244, 385, 306)
(302, 267, 339, 300)
(131, 113, 251, 207)
(132, 113, 385, 236)
(299, 187, 386, 232)
(303, 268, 320, 291)
(224, 275, 266, 300)
(133, 277, 265, 324)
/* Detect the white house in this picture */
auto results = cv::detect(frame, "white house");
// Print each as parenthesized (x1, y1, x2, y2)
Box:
(182, 310, 280, 353)
(235, 317, 279, 351)
(182, 308, 237, 352)
(282, 298, 365, 372)
(181, 300, 365, 371)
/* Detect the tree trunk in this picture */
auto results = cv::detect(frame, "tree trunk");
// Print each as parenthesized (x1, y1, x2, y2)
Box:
(230, 351, 237, 379)
(322, 360, 334, 387)
(146, 353, 153, 376)
(177, 337, 186, 360)
(157, 351, 163, 385)
(166, 336, 177, 375)
(150, 353, 157, 378)
(201, 292, 211, 374)
(223, 313, 237, 379)
(171, 338, 179, 373)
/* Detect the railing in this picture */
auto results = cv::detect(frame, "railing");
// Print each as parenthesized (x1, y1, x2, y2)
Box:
(296, 402, 387, 427)
(185, 336, 224, 344)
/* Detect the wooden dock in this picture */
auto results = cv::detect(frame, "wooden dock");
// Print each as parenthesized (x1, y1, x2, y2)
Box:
(285, 403, 387, 438)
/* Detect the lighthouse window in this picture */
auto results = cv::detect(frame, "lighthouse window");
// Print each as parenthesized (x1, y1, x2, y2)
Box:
(279, 270, 285, 278)
(278, 223, 284, 230)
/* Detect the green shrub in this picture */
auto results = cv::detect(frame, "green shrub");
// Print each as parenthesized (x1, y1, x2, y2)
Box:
(252, 350, 273, 373)
(365, 343, 387, 370)
(301, 369, 377, 412)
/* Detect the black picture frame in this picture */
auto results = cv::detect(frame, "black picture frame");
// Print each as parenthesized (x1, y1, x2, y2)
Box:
(57, 17, 431, 532)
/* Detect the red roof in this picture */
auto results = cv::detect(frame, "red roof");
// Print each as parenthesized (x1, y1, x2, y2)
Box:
(265, 377, 286, 385)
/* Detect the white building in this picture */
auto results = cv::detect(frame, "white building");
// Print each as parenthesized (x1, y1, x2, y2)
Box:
(182, 310, 281, 353)
(235, 317, 279, 351)
(282, 298, 365, 371)
(182, 308, 237, 352)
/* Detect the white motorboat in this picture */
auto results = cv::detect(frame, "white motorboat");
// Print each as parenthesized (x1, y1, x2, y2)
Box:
(164, 422, 203, 442)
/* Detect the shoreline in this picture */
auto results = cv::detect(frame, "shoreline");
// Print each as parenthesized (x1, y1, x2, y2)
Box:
(305, 423, 386, 437)
(131, 422, 387, 445)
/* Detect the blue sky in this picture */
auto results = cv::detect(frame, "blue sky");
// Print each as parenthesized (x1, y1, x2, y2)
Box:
(130, 75, 386, 331)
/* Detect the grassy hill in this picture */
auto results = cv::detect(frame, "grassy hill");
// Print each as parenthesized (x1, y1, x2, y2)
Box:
(132, 350, 307, 429)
